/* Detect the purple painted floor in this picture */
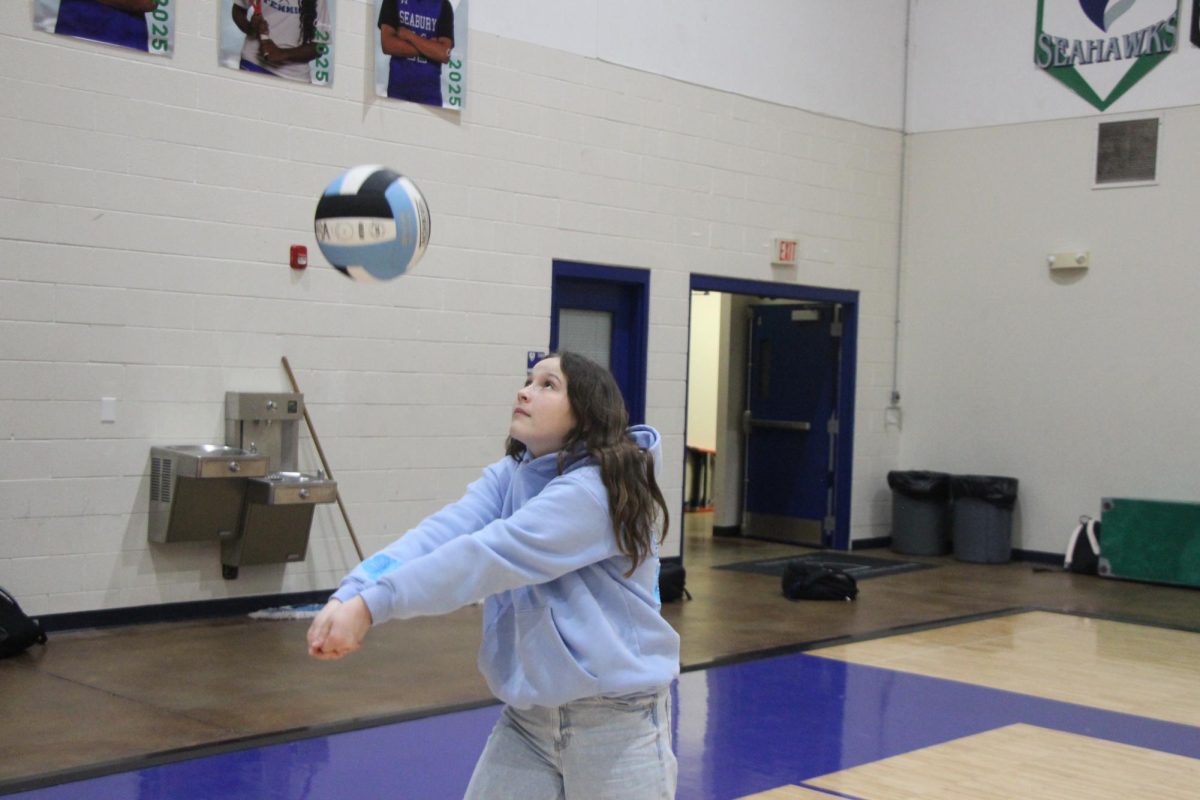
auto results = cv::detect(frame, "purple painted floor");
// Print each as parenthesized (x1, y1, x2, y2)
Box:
(9, 640, 1199, 800)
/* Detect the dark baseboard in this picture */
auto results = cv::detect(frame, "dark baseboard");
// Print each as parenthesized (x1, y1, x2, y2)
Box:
(35, 589, 335, 633)
(854, 540, 1061, 566)
(851, 536, 891, 550)
(712, 525, 741, 538)
(34, 548, 1067, 633)
(1012, 548, 1062, 566)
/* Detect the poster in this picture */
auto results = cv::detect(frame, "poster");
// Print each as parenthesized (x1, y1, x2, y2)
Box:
(34, 0, 175, 56)
(373, 0, 468, 110)
(218, 0, 333, 86)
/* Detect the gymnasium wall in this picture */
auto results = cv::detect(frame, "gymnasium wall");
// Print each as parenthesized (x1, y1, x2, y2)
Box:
(472, 0, 910, 131)
(906, 0, 1200, 132)
(898, 2, 1200, 554)
(899, 109, 1200, 557)
(0, 2, 903, 614)
(685, 292, 720, 454)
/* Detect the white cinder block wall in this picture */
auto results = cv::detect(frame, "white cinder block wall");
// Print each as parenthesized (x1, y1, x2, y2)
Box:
(0, 2, 904, 614)
(899, 109, 1200, 555)
(900, 0, 1200, 556)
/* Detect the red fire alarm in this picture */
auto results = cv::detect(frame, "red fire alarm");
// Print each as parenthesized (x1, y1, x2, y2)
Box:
(290, 245, 308, 270)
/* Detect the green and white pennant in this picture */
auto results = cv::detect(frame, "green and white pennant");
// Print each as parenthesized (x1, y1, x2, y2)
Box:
(1034, 0, 1181, 110)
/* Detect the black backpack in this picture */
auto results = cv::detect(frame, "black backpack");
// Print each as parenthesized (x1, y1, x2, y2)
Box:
(781, 562, 858, 602)
(658, 560, 691, 602)
(0, 586, 48, 658)
(1064, 516, 1102, 575)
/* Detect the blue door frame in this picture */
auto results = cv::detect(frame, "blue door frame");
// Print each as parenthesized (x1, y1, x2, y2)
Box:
(550, 261, 650, 425)
(688, 274, 859, 552)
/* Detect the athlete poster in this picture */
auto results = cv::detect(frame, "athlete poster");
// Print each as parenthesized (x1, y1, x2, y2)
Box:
(373, 0, 468, 111)
(218, 0, 334, 87)
(34, 0, 175, 56)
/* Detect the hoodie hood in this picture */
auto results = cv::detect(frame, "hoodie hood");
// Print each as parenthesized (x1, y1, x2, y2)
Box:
(522, 424, 663, 477)
(628, 424, 661, 463)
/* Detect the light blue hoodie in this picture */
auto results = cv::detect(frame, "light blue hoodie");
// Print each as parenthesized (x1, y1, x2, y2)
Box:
(331, 425, 681, 709)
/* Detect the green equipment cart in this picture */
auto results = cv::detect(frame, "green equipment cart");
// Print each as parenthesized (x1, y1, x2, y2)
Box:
(1098, 498, 1200, 588)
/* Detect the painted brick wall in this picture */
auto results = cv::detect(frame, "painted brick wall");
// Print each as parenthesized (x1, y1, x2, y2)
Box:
(0, 2, 902, 614)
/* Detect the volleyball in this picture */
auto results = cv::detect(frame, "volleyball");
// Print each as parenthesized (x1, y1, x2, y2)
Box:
(314, 165, 431, 282)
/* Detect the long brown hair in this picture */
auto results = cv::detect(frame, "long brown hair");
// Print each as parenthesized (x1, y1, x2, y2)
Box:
(299, 0, 317, 43)
(506, 352, 669, 574)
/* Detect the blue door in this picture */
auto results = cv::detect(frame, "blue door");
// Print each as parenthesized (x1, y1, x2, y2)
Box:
(743, 303, 843, 546)
(550, 262, 649, 424)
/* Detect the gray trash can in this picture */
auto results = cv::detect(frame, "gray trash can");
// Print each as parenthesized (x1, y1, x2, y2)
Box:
(887, 471, 951, 555)
(950, 475, 1019, 563)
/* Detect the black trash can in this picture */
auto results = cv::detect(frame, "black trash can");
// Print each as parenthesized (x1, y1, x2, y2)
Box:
(950, 475, 1019, 563)
(887, 471, 951, 555)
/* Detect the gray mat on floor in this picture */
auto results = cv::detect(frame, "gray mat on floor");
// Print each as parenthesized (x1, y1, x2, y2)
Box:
(713, 552, 933, 580)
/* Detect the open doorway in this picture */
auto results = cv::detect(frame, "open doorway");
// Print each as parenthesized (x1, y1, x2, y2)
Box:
(684, 276, 858, 563)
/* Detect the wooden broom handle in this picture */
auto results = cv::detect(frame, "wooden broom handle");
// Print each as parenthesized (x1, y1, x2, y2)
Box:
(281, 357, 365, 562)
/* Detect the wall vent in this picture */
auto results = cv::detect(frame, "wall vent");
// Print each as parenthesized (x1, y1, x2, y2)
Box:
(1095, 118, 1158, 185)
(151, 457, 172, 503)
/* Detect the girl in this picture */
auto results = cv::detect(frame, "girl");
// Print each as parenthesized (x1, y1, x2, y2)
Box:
(307, 352, 680, 799)
(51, 0, 157, 52)
(377, 0, 455, 107)
(231, 0, 325, 83)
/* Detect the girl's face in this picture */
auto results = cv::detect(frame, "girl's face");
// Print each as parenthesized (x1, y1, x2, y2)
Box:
(511, 357, 576, 458)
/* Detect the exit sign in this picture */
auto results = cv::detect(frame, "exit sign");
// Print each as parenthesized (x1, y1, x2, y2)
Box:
(772, 238, 798, 266)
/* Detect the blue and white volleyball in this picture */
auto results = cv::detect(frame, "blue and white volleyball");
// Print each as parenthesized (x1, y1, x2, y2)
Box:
(314, 165, 430, 282)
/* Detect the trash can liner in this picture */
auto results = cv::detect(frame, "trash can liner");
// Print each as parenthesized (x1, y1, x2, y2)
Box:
(950, 475, 1019, 509)
(887, 470, 951, 499)
(888, 470, 952, 556)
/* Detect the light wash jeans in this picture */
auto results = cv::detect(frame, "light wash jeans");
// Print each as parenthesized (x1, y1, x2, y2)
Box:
(463, 688, 676, 799)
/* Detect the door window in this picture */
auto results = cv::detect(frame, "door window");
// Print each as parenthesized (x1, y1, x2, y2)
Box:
(558, 309, 613, 369)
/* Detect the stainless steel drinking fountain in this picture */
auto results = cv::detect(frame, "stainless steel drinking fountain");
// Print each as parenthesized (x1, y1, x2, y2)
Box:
(224, 392, 303, 475)
(222, 392, 337, 579)
(148, 444, 269, 543)
(147, 392, 337, 579)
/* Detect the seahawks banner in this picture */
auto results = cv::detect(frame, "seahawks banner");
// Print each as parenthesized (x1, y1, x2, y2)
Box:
(1034, 0, 1181, 110)
(35, 0, 175, 55)
(218, 1, 334, 87)
(373, 0, 468, 111)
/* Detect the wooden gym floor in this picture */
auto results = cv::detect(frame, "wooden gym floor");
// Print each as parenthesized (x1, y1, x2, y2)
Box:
(2, 513, 1198, 797)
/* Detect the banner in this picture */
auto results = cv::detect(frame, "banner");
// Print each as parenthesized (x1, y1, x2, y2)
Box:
(373, 0, 467, 111)
(34, 0, 175, 56)
(1033, 0, 1181, 111)
(218, 0, 334, 87)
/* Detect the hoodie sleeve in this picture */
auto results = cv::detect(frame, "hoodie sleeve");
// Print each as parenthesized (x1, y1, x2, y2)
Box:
(331, 459, 509, 604)
(358, 469, 618, 623)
